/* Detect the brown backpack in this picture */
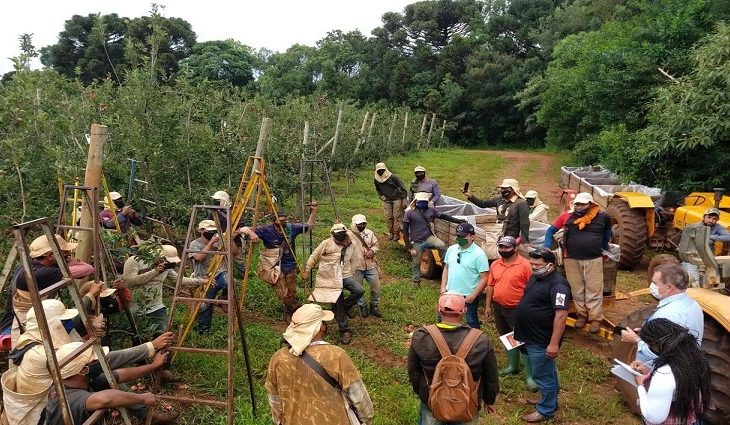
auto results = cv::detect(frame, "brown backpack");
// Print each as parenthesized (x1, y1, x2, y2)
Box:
(424, 325, 482, 422)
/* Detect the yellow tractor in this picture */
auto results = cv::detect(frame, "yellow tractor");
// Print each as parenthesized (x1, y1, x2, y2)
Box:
(561, 166, 730, 269)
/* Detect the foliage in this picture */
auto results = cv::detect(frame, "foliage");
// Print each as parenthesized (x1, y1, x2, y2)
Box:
(179, 40, 259, 90)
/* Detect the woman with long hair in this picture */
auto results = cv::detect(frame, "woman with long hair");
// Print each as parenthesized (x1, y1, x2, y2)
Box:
(631, 318, 710, 425)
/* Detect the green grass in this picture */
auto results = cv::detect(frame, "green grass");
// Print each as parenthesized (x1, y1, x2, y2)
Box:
(123, 148, 641, 424)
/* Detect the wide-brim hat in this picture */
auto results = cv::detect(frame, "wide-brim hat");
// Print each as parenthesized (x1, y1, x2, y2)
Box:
(56, 342, 110, 379)
(499, 179, 524, 198)
(283, 304, 335, 356)
(29, 234, 78, 258)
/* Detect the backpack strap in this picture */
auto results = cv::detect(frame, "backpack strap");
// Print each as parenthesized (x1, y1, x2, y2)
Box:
(424, 325, 454, 358)
(455, 328, 483, 359)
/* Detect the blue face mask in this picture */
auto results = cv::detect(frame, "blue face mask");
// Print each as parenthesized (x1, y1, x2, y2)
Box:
(61, 319, 75, 334)
(416, 201, 428, 209)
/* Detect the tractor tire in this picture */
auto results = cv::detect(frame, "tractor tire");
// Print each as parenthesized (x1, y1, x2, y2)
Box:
(419, 249, 439, 280)
(606, 198, 648, 270)
(612, 307, 730, 424)
(702, 315, 730, 425)
(611, 304, 656, 416)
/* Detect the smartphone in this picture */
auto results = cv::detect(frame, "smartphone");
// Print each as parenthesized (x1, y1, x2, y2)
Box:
(613, 325, 627, 335)
(164, 261, 176, 270)
(462, 181, 470, 193)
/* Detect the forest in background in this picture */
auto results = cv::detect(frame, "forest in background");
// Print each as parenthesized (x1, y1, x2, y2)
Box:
(1, 0, 729, 231)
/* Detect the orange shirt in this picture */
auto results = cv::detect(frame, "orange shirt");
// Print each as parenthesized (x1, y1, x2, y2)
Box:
(487, 255, 532, 307)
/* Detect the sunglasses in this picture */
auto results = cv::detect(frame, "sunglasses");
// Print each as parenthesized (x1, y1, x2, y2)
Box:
(457, 252, 462, 264)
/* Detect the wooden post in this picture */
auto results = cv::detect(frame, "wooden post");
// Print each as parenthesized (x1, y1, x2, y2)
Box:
(76, 124, 107, 263)
(426, 113, 436, 147)
(302, 121, 310, 146)
(253, 117, 271, 175)
(401, 111, 409, 148)
(418, 113, 428, 148)
(354, 111, 369, 154)
(440, 120, 447, 144)
(331, 105, 343, 158)
(366, 112, 376, 144)
(387, 112, 397, 148)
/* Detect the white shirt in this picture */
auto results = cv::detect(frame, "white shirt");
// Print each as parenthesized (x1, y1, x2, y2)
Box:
(637, 365, 675, 425)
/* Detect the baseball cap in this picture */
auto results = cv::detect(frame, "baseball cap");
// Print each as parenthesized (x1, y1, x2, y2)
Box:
(414, 192, 430, 201)
(211, 190, 230, 202)
(455, 222, 475, 236)
(498, 236, 517, 247)
(525, 190, 538, 199)
(330, 223, 347, 234)
(108, 191, 123, 201)
(198, 219, 217, 231)
(529, 248, 556, 264)
(162, 245, 181, 263)
(375, 162, 386, 171)
(414, 166, 426, 172)
(438, 292, 466, 315)
(705, 208, 721, 217)
(573, 192, 595, 205)
(29, 234, 78, 258)
(352, 214, 367, 225)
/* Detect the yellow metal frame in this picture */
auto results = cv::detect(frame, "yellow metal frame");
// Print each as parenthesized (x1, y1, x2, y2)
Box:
(614, 192, 655, 208)
(687, 287, 730, 333)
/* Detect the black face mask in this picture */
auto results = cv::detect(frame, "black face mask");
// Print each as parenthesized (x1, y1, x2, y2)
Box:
(113, 199, 125, 209)
(356, 224, 367, 232)
(501, 190, 512, 199)
(573, 209, 587, 217)
(332, 232, 347, 242)
(498, 249, 515, 258)
(415, 173, 426, 181)
(203, 231, 216, 240)
(376, 169, 385, 176)
(526, 198, 536, 206)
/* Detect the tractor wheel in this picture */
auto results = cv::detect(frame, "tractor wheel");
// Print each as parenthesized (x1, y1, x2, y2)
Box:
(702, 315, 730, 425)
(420, 249, 439, 280)
(611, 305, 656, 416)
(606, 198, 648, 270)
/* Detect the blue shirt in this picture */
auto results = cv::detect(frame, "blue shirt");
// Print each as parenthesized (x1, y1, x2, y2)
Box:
(255, 223, 307, 272)
(709, 223, 730, 243)
(443, 242, 489, 296)
(636, 292, 704, 364)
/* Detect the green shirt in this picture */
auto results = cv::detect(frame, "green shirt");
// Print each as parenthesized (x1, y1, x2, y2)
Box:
(444, 242, 489, 296)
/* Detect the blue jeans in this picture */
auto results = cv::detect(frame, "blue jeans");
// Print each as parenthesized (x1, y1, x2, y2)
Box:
(197, 272, 228, 333)
(411, 235, 446, 281)
(418, 401, 479, 425)
(525, 343, 559, 418)
(146, 307, 168, 336)
(437, 300, 480, 329)
(355, 267, 381, 307)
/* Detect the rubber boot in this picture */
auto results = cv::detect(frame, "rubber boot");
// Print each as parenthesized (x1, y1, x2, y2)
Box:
(521, 353, 539, 392)
(499, 349, 521, 376)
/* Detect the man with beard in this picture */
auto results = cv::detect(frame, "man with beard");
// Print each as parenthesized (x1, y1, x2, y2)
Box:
(403, 192, 466, 288)
(562, 192, 612, 334)
(373, 162, 408, 241)
(483, 236, 537, 391)
(701, 207, 730, 249)
(101, 191, 143, 233)
(409, 166, 442, 205)
(304, 224, 364, 345)
(463, 179, 530, 245)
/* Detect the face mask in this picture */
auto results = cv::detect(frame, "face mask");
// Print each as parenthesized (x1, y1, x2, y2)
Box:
(415, 173, 426, 181)
(526, 198, 535, 206)
(203, 231, 216, 240)
(501, 189, 512, 199)
(377, 169, 385, 176)
(332, 232, 347, 242)
(456, 237, 469, 246)
(532, 264, 553, 278)
(85, 361, 104, 379)
(113, 199, 125, 209)
(649, 282, 663, 300)
(499, 249, 515, 258)
(356, 223, 366, 232)
(62, 319, 76, 334)
(416, 201, 428, 209)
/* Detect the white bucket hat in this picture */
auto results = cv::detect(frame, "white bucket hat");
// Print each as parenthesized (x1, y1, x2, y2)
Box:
(573, 192, 596, 204)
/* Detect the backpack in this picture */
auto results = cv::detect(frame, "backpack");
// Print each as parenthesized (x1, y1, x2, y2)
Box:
(424, 325, 482, 422)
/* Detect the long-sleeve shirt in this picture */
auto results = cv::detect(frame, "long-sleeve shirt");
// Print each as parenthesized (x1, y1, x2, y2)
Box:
(709, 223, 730, 243)
(374, 174, 407, 201)
(638, 365, 682, 425)
(636, 292, 704, 364)
(123, 257, 203, 314)
(542, 210, 572, 248)
(348, 226, 379, 270)
(409, 178, 442, 204)
(468, 195, 530, 241)
(402, 207, 463, 244)
(407, 324, 499, 408)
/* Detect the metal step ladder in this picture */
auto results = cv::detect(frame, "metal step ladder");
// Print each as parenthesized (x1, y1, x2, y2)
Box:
(12, 218, 133, 425)
(127, 158, 173, 242)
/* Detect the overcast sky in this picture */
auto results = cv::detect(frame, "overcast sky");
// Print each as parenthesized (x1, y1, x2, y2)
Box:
(0, 0, 415, 75)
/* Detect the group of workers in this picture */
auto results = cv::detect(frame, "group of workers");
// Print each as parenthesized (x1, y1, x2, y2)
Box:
(0, 160, 722, 425)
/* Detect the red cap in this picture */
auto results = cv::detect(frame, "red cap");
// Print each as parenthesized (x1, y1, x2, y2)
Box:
(438, 292, 466, 315)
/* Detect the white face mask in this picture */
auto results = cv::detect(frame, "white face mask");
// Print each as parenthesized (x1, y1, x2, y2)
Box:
(649, 282, 662, 300)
